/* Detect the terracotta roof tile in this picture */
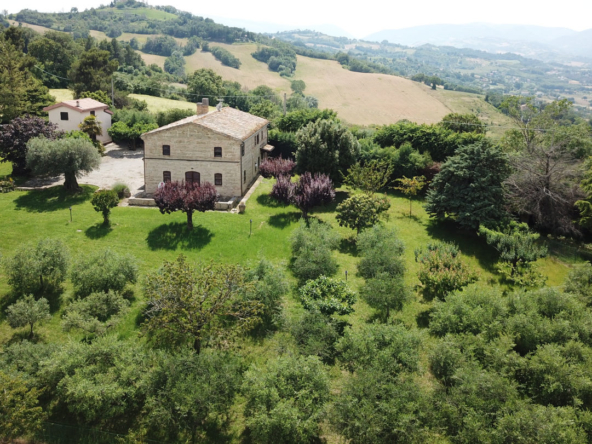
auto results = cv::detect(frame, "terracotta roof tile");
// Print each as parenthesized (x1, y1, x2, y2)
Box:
(43, 98, 110, 113)
(142, 107, 268, 140)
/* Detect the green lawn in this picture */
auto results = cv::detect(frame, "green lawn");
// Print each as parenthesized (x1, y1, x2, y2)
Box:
(0, 176, 579, 345)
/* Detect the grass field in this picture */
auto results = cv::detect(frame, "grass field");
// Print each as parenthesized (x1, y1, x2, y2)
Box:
(48, 89, 203, 113)
(427, 88, 516, 139)
(0, 176, 578, 345)
(12, 16, 512, 128)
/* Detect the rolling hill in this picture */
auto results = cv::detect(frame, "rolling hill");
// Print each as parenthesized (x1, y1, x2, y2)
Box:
(139, 42, 486, 126)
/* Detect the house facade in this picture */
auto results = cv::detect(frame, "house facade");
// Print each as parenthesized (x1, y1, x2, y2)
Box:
(141, 100, 274, 199)
(43, 98, 113, 143)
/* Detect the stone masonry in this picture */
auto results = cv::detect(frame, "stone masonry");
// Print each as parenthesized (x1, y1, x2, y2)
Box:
(141, 102, 271, 199)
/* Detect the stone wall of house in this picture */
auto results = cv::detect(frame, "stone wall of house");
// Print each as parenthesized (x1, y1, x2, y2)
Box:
(47, 107, 112, 143)
(145, 159, 241, 198)
(143, 122, 242, 197)
(241, 126, 268, 194)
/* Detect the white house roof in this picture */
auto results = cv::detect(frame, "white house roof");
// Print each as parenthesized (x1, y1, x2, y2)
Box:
(142, 107, 268, 141)
(43, 98, 113, 115)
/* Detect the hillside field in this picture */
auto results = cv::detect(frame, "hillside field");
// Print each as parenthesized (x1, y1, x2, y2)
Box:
(49, 89, 201, 113)
(10, 17, 512, 128)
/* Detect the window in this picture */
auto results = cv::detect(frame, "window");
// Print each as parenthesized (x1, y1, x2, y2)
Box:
(214, 147, 222, 157)
(185, 171, 200, 186)
(215, 173, 222, 186)
(60, 112, 68, 121)
(90, 110, 95, 116)
(255, 133, 260, 145)
(162, 145, 171, 156)
(163, 171, 171, 182)
(244, 170, 246, 183)
(241, 145, 245, 156)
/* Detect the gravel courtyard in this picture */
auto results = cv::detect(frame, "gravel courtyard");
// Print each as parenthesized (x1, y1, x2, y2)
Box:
(24, 144, 145, 196)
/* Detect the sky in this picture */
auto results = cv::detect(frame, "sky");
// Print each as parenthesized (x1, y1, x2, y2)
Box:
(5, 0, 592, 38)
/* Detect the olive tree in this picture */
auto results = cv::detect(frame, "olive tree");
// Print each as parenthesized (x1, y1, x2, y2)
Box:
(242, 355, 330, 444)
(26, 137, 101, 191)
(3, 238, 69, 296)
(70, 249, 138, 297)
(6, 295, 51, 338)
(143, 255, 262, 353)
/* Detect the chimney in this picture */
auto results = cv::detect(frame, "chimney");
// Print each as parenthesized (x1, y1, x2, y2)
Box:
(76, 100, 80, 108)
(196, 98, 209, 115)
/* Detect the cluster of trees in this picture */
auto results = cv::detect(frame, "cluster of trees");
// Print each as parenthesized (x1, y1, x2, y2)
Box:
(424, 98, 592, 239)
(208, 45, 241, 69)
(252, 43, 297, 77)
(13, 2, 257, 43)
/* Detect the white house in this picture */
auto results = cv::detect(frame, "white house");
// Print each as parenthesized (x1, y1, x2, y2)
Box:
(43, 98, 113, 143)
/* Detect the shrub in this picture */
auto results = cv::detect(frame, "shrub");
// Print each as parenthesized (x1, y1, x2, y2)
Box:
(429, 285, 508, 338)
(6, 295, 51, 338)
(299, 276, 356, 317)
(357, 225, 405, 279)
(564, 262, 592, 305)
(91, 189, 119, 225)
(70, 249, 138, 297)
(415, 242, 478, 301)
(155, 108, 195, 127)
(242, 355, 330, 444)
(3, 238, 69, 296)
(62, 290, 130, 336)
(360, 273, 411, 320)
(259, 157, 296, 178)
(337, 323, 422, 376)
(291, 311, 344, 364)
(291, 219, 340, 283)
(0, 178, 15, 193)
(270, 174, 293, 203)
(244, 258, 289, 328)
(336, 194, 390, 234)
(112, 182, 130, 199)
(479, 222, 547, 287)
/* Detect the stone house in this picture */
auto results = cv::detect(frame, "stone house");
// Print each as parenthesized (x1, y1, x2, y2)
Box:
(43, 98, 113, 143)
(141, 100, 274, 199)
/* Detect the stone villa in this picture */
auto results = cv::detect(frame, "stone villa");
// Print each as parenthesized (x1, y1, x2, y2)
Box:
(141, 99, 274, 199)
(43, 98, 113, 143)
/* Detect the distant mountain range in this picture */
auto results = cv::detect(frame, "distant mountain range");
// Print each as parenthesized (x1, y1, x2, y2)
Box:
(364, 23, 592, 61)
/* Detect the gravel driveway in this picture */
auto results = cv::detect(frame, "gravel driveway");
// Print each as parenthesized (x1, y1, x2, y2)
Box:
(24, 143, 145, 196)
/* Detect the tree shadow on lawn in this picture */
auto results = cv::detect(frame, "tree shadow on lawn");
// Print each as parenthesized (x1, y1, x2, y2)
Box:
(339, 236, 359, 257)
(85, 223, 113, 239)
(146, 222, 214, 251)
(310, 191, 349, 214)
(268, 211, 302, 229)
(256, 193, 285, 208)
(426, 218, 499, 274)
(14, 185, 95, 212)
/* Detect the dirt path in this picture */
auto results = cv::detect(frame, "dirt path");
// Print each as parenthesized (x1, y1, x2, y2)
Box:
(24, 144, 145, 196)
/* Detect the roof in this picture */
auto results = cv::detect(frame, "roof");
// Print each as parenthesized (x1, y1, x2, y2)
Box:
(262, 144, 275, 152)
(43, 98, 113, 115)
(142, 107, 269, 141)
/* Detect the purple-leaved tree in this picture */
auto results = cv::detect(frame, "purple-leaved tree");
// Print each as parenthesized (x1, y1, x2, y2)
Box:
(154, 181, 218, 230)
(0, 115, 61, 175)
(259, 157, 296, 179)
(271, 172, 335, 218)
